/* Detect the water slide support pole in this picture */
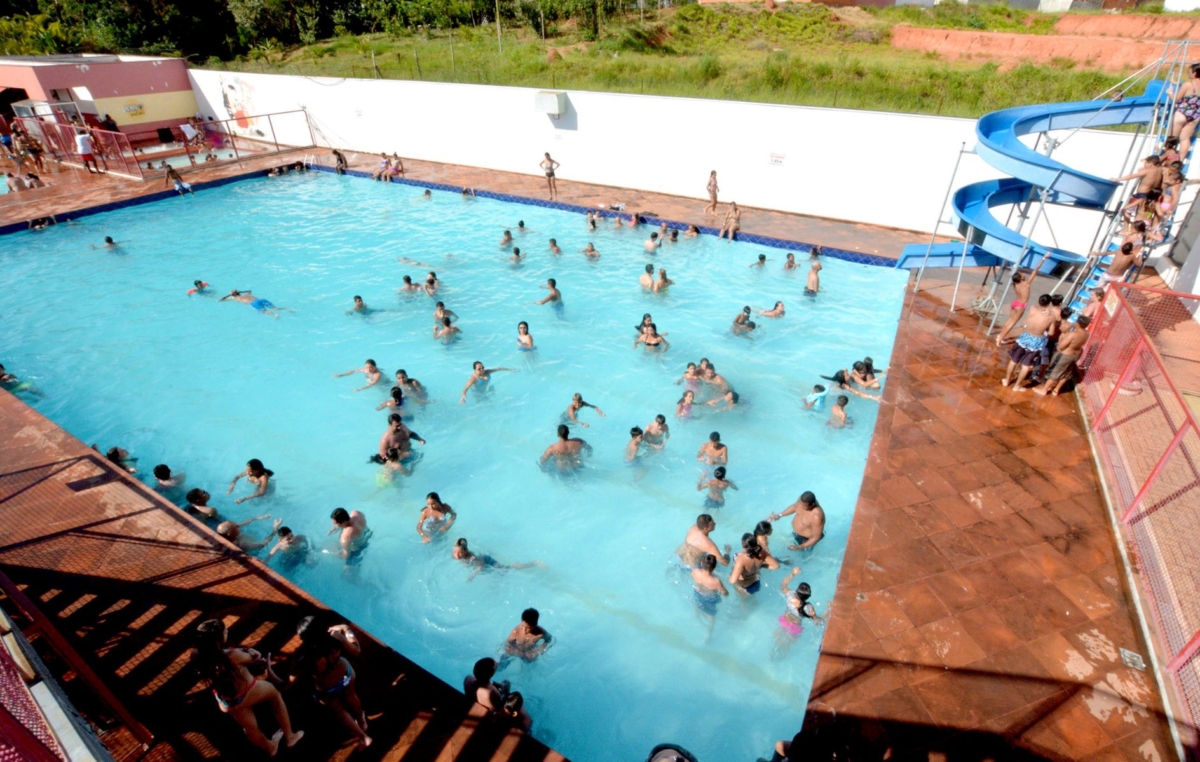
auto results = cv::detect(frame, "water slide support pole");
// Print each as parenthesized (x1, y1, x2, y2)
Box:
(987, 175, 1058, 336)
(951, 226, 973, 313)
(914, 142, 967, 294)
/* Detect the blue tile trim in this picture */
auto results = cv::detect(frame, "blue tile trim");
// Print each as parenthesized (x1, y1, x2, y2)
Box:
(309, 163, 898, 268)
(4, 161, 901, 267)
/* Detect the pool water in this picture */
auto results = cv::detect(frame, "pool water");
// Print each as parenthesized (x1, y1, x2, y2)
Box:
(0, 173, 907, 761)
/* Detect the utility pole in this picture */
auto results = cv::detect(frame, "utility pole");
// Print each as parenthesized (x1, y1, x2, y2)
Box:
(496, 0, 503, 54)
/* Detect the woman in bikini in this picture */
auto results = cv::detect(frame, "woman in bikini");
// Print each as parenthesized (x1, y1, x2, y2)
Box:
(302, 629, 371, 749)
(718, 202, 740, 242)
(395, 370, 427, 405)
(459, 361, 516, 404)
(728, 536, 779, 595)
(517, 321, 535, 351)
(1171, 63, 1200, 158)
(193, 619, 303, 756)
(760, 301, 785, 318)
(704, 170, 719, 216)
(417, 492, 457, 542)
(228, 458, 274, 504)
(634, 323, 670, 352)
(540, 152, 560, 201)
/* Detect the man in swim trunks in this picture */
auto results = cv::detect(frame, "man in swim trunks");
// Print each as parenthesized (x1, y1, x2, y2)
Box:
(164, 166, 193, 195)
(335, 359, 382, 392)
(702, 365, 731, 395)
(505, 608, 551, 662)
(434, 316, 462, 343)
(644, 232, 662, 254)
(1112, 155, 1164, 217)
(534, 278, 562, 306)
(697, 467, 737, 508)
(625, 427, 645, 463)
(677, 514, 732, 568)
(692, 554, 728, 632)
(453, 538, 542, 581)
(768, 491, 826, 551)
(539, 424, 591, 470)
(329, 507, 369, 561)
(347, 295, 369, 314)
(643, 414, 670, 450)
(1097, 242, 1139, 287)
(805, 261, 821, 295)
(183, 488, 218, 520)
(219, 289, 288, 318)
(1001, 293, 1056, 391)
(378, 413, 425, 460)
(697, 432, 728, 467)
(1035, 315, 1090, 397)
(733, 306, 751, 327)
(267, 526, 310, 565)
(639, 264, 655, 290)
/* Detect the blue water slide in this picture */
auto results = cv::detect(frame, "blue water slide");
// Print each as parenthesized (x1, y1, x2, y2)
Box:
(898, 80, 1171, 273)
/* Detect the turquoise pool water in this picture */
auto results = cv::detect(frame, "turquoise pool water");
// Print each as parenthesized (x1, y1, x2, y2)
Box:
(0, 173, 908, 761)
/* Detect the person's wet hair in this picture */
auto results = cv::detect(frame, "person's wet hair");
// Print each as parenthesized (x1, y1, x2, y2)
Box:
(1012, 272, 1024, 284)
(513, 247, 521, 257)
(391, 386, 404, 404)
(1037, 294, 1052, 307)
(153, 464, 171, 480)
(331, 507, 351, 524)
(455, 537, 468, 549)
(1121, 242, 1134, 255)
(388, 413, 402, 425)
(521, 608, 539, 627)
(104, 236, 114, 244)
(277, 526, 292, 539)
(1133, 221, 1147, 233)
(548, 278, 556, 287)
(557, 424, 570, 439)
(655, 414, 666, 424)
(801, 491, 818, 506)
(797, 582, 812, 601)
(853, 361, 866, 372)
(814, 384, 826, 392)
(837, 395, 849, 406)
(742, 306, 751, 314)
(503, 692, 524, 715)
(697, 514, 715, 530)
(354, 295, 362, 301)
(645, 264, 654, 274)
(714, 466, 726, 479)
(365, 359, 376, 367)
(1078, 315, 1093, 328)
(709, 431, 721, 442)
(631, 427, 643, 438)
(473, 657, 497, 683)
(701, 553, 717, 572)
(756, 520, 772, 537)
(744, 537, 765, 560)
(442, 317, 452, 326)
(1146, 155, 1162, 166)
(403, 275, 413, 284)
(247, 458, 268, 475)
(185, 488, 206, 505)
(1050, 294, 1064, 306)
(194, 280, 204, 288)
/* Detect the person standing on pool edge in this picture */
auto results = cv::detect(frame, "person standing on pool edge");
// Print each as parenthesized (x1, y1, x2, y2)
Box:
(768, 492, 826, 551)
(540, 153, 560, 201)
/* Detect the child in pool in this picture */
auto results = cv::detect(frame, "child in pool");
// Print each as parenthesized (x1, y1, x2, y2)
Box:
(773, 568, 824, 658)
(828, 395, 851, 429)
(676, 390, 695, 420)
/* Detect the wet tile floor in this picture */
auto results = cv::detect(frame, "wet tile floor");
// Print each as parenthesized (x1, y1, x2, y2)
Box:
(799, 274, 1178, 761)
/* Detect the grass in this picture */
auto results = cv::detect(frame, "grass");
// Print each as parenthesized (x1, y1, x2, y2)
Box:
(211, 4, 1131, 119)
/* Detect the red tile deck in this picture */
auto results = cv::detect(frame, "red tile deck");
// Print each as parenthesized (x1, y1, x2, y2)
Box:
(800, 275, 1181, 761)
(0, 392, 566, 762)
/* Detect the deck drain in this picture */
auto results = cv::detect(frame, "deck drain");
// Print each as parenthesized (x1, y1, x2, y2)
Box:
(1120, 648, 1146, 670)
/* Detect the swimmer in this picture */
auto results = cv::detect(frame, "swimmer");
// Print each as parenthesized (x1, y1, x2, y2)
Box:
(644, 414, 670, 449)
(500, 230, 513, 248)
(347, 295, 370, 314)
(678, 515, 731, 568)
(581, 243, 600, 260)
(421, 189, 432, 199)
(164, 166, 194, 195)
(685, 224, 700, 238)
(373, 446, 412, 479)
(586, 210, 598, 230)
(732, 319, 756, 337)
(784, 252, 798, 271)
(549, 238, 562, 255)
(819, 369, 879, 401)
(706, 390, 740, 412)
(334, 359, 383, 392)
(755, 520, 785, 566)
(676, 363, 702, 389)
(669, 229, 679, 243)
(460, 361, 516, 403)
(697, 432, 728, 466)
(462, 187, 476, 198)
(635, 313, 655, 337)
(810, 246, 822, 259)
(375, 386, 407, 414)
(517, 321, 535, 350)
(733, 306, 752, 327)
(760, 301, 785, 318)
(697, 466, 737, 508)
(0, 364, 42, 397)
(509, 246, 524, 265)
(564, 392, 606, 427)
(88, 237, 120, 252)
(805, 261, 821, 295)
(539, 424, 592, 470)
(378, 413, 426, 460)
(217, 515, 280, 552)
(849, 361, 879, 390)
(639, 264, 655, 290)
(702, 365, 731, 394)
(395, 370, 428, 405)
(267, 526, 311, 565)
(227, 459, 274, 504)
(644, 232, 662, 254)
(828, 395, 850, 428)
(691, 553, 729, 631)
(533, 278, 562, 306)
(432, 301, 458, 325)
(99, 445, 137, 473)
(183, 488, 218, 519)
(434, 316, 462, 343)
(802, 384, 828, 411)
(187, 280, 210, 296)
(676, 390, 695, 419)
(152, 464, 187, 490)
(416, 492, 456, 543)
(653, 269, 673, 293)
(749, 253, 770, 268)
(729, 536, 778, 595)
(768, 491, 826, 551)
(329, 507, 369, 561)
(398, 275, 421, 293)
(505, 608, 551, 662)
(774, 569, 824, 657)
(634, 323, 670, 352)
(625, 427, 645, 462)
(424, 272, 440, 296)
(453, 538, 543, 581)
(219, 289, 290, 318)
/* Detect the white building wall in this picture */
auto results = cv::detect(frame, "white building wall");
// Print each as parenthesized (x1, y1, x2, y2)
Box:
(189, 69, 1143, 257)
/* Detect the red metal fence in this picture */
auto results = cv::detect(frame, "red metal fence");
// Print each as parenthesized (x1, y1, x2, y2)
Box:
(1080, 281, 1200, 730)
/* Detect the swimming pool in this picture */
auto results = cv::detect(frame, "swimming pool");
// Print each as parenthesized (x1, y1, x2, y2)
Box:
(0, 173, 908, 760)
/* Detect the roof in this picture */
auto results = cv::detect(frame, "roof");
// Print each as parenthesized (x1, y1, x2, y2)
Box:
(0, 54, 180, 67)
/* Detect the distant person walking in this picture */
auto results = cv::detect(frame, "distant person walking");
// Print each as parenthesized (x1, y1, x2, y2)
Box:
(540, 153, 560, 201)
(75, 129, 101, 173)
(704, 170, 720, 216)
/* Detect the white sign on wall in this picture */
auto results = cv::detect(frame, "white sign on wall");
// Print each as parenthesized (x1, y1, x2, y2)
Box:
(769, 153, 785, 166)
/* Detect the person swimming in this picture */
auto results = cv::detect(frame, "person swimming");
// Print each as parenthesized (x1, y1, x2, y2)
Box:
(417, 492, 456, 543)
(516, 321, 535, 350)
(219, 289, 290, 318)
(774, 569, 824, 657)
(728, 536, 778, 595)
(691, 553, 728, 630)
(187, 280, 210, 296)
(803, 384, 828, 411)
(452, 538, 543, 581)
(634, 323, 669, 352)
(676, 390, 695, 420)
(460, 361, 516, 403)
(375, 386, 407, 415)
(434, 316, 462, 344)
(697, 466, 737, 508)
